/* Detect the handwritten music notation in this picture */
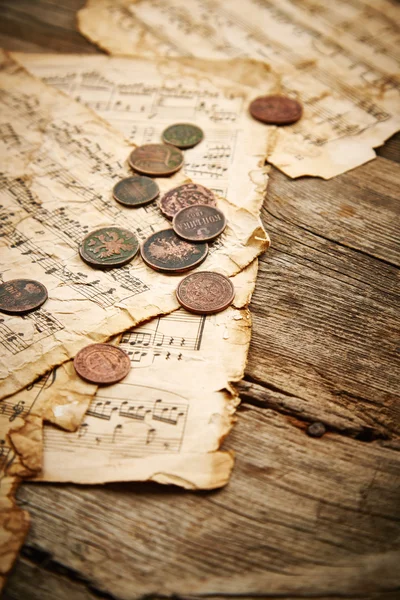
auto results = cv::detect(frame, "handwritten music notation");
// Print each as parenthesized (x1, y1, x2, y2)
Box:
(0, 310, 64, 355)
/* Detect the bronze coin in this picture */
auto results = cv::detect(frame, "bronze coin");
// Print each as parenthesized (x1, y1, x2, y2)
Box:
(159, 183, 216, 219)
(0, 279, 48, 315)
(176, 272, 235, 314)
(162, 123, 204, 149)
(249, 95, 302, 125)
(113, 176, 160, 207)
(79, 226, 139, 269)
(74, 343, 131, 385)
(141, 229, 208, 273)
(128, 143, 184, 176)
(173, 205, 226, 242)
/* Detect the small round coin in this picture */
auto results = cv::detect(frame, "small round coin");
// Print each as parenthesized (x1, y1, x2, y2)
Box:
(74, 343, 131, 385)
(0, 279, 48, 315)
(249, 95, 302, 125)
(173, 204, 226, 242)
(141, 229, 208, 273)
(162, 123, 204, 149)
(176, 272, 235, 314)
(79, 226, 139, 269)
(113, 176, 160, 207)
(128, 143, 184, 176)
(159, 183, 216, 219)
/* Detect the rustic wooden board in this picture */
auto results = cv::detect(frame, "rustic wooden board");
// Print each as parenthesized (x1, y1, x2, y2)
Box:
(1, 1, 400, 599)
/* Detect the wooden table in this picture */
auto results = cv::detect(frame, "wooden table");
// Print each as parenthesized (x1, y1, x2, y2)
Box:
(1, 2, 400, 599)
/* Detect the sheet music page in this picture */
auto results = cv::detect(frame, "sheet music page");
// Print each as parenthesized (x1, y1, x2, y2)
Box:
(77, 0, 400, 179)
(0, 51, 268, 400)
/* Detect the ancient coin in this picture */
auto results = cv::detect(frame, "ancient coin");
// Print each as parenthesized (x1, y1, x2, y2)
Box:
(159, 183, 216, 219)
(113, 176, 160, 207)
(162, 123, 204, 149)
(249, 95, 303, 125)
(74, 343, 131, 385)
(173, 204, 226, 242)
(0, 279, 48, 314)
(128, 143, 184, 176)
(141, 229, 208, 273)
(79, 226, 139, 269)
(176, 272, 235, 314)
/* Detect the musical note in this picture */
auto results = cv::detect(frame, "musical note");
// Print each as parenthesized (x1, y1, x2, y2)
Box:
(9, 401, 25, 422)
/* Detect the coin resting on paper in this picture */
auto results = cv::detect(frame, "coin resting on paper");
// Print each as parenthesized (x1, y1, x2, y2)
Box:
(159, 183, 217, 219)
(79, 226, 139, 269)
(176, 272, 235, 314)
(0, 279, 48, 315)
(73, 343, 131, 384)
(129, 143, 184, 176)
(141, 229, 209, 273)
(113, 176, 160, 207)
(249, 95, 303, 125)
(162, 123, 204, 149)
(172, 205, 226, 242)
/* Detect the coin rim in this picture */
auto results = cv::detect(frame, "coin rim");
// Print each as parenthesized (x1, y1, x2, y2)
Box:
(0, 279, 48, 314)
(172, 204, 226, 242)
(140, 228, 209, 273)
(176, 271, 235, 314)
(113, 176, 160, 207)
(249, 94, 303, 125)
(162, 123, 204, 149)
(73, 343, 131, 384)
(79, 226, 139, 269)
(128, 143, 184, 176)
(159, 183, 217, 219)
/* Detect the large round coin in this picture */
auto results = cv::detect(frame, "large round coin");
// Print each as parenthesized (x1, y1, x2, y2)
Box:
(176, 272, 235, 314)
(0, 279, 48, 314)
(173, 205, 226, 242)
(74, 343, 131, 385)
(113, 176, 159, 207)
(159, 183, 216, 219)
(249, 95, 302, 125)
(141, 229, 208, 273)
(162, 123, 204, 149)
(128, 143, 184, 176)
(79, 227, 139, 269)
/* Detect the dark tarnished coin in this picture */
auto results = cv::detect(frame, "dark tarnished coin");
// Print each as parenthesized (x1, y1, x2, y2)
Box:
(176, 272, 235, 314)
(0, 279, 48, 315)
(128, 143, 184, 176)
(159, 183, 216, 219)
(173, 205, 226, 242)
(249, 95, 303, 125)
(79, 226, 139, 269)
(113, 176, 159, 207)
(74, 343, 131, 385)
(141, 229, 208, 273)
(162, 123, 204, 149)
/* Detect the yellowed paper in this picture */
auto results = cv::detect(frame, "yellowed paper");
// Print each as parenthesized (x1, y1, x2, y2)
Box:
(77, 0, 400, 178)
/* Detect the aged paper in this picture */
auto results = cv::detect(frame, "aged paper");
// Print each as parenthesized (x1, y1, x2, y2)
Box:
(78, 0, 400, 178)
(0, 51, 268, 400)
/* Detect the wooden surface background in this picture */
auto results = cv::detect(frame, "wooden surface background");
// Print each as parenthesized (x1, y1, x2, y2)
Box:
(1, 1, 400, 599)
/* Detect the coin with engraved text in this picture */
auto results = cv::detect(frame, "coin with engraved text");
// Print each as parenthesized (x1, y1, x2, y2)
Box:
(249, 95, 302, 125)
(162, 123, 204, 149)
(74, 343, 131, 385)
(173, 204, 226, 242)
(128, 143, 184, 176)
(159, 183, 216, 219)
(113, 176, 160, 207)
(79, 226, 139, 269)
(0, 279, 48, 314)
(141, 229, 208, 273)
(176, 272, 235, 314)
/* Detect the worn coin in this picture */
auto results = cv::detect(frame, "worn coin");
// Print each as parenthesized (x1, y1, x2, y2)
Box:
(176, 272, 235, 314)
(128, 143, 184, 176)
(173, 204, 226, 242)
(249, 95, 302, 125)
(162, 123, 204, 149)
(74, 343, 131, 385)
(141, 229, 208, 273)
(159, 183, 216, 219)
(0, 279, 48, 314)
(113, 176, 160, 207)
(79, 226, 139, 269)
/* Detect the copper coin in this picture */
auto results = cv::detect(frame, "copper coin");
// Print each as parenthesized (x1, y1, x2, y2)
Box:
(128, 143, 184, 176)
(141, 229, 208, 273)
(162, 123, 204, 149)
(74, 343, 131, 385)
(79, 226, 139, 269)
(176, 272, 235, 314)
(249, 95, 302, 125)
(0, 279, 48, 315)
(159, 183, 216, 219)
(173, 205, 226, 242)
(113, 176, 159, 207)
